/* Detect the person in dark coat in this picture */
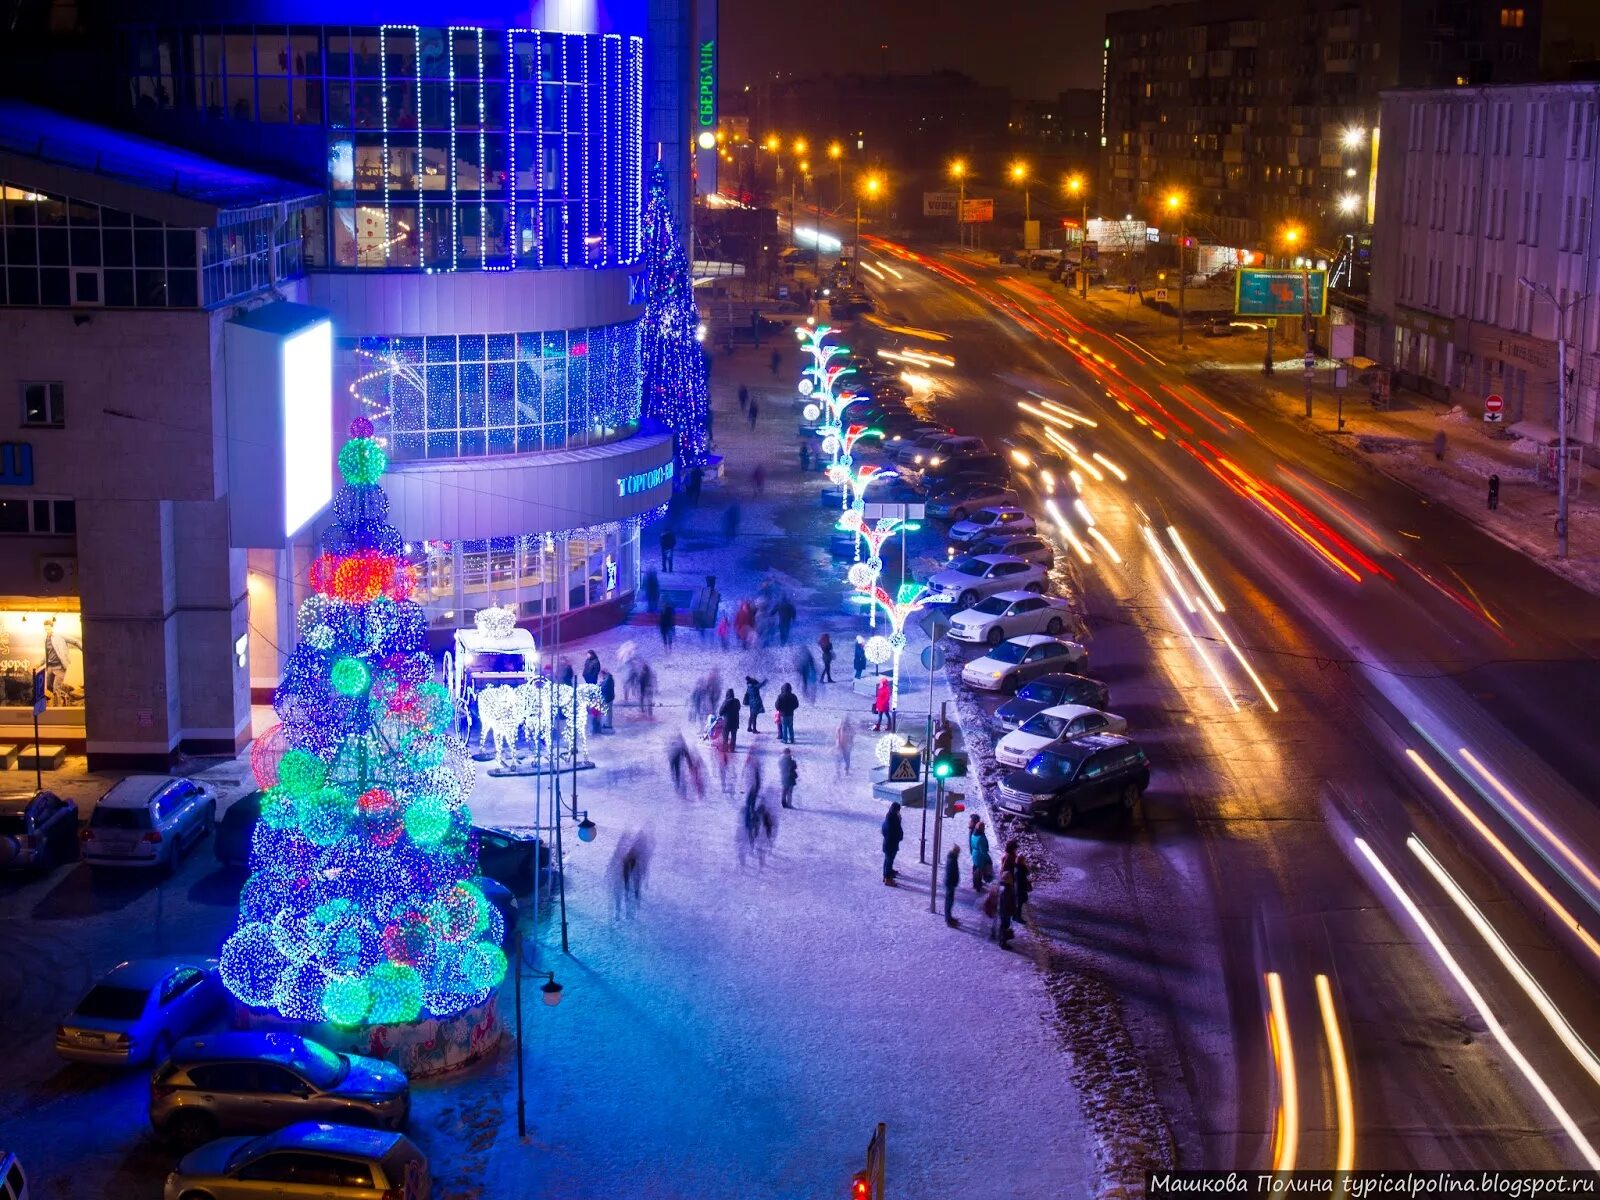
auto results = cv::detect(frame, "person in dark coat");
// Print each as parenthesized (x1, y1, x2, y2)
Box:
(769, 348, 781, 375)
(557, 659, 575, 688)
(778, 747, 798, 808)
(800, 442, 812, 471)
(659, 527, 677, 570)
(642, 567, 661, 613)
(943, 843, 962, 926)
(773, 682, 800, 743)
(748, 396, 760, 429)
(775, 596, 796, 645)
(718, 689, 742, 751)
(995, 871, 1018, 949)
(853, 636, 868, 680)
(738, 383, 749, 411)
(881, 801, 904, 884)
(658, 601, 676, 649)
(742, 675, 767, 733)
(581, 650, 601, 685)
(599, 669, 616, 730)
(818, 633, 835, 683)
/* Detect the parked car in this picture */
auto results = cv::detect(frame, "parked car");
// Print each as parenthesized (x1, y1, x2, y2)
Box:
(0, 789, 78, 871)
(920, 453, 1011, 493)
(81, 775, 215, 871)
(926, 481, 1020, 521)
(1203, 318, 1237, 337)
(0, 1149, 27, 1200)
(973, 533, 1055, 566)
(993, 704, 1130, 767)
(151, 1033, 411, 1147)
(57, 957, 224, 1066)
(893, 429, 960, 465)
(913, 435, 988, 467)
(925, 555, 1047, 607)
(960, 633, 1088, 693)
(948, 505, 1037, 550)
(993, 672, 1111, 730)
(995, 733, 1151, 830)
(162, 1123, 429, 1200)
(947, 591, 1072, 646)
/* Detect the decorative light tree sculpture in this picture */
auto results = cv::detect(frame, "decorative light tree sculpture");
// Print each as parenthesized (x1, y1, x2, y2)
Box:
(221, 419, 506, 1028)
(640, 159, 710, 476)
(852, 579, 933, 714)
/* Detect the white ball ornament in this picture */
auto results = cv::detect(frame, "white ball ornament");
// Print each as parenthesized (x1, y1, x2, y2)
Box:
(865, 635, 893, 664)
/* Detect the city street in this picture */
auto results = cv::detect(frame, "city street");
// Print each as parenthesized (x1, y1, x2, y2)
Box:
(835, 235, 1600, 1169)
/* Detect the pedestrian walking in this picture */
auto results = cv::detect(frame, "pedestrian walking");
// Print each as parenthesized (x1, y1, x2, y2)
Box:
(642, 567, 661, 613)
(871, 675, 893, 731)
(686, 464, 704, 505)
(970, 818, 993, 892)
(718, 689, 742, 751)
(752, 462, 767, 495)
(778, 746, 798, 808)
(834, 715, 855, 778)
(1433, 429, 1447, 461)
(775, 595, 796, 645)
(943, 844, 962, 926)
(743, 675, 768, 733)
(660, 527, 677, 570)
(658, 601, 676, 649)
(818, 633, 835, 683)
(1488, 473, 1500, 511)
(582, 650, 601, 685)
(750, 307, 761, 346)
(668, 735, 690, 794)
(769, 348, 781, 376)
(693, 574, 721, 640)
(738, 383, 749, 411)
(723, 501, 742, 543)
(796, 647, 818, 701)
(774, 682, 800, 743)
(881, 801, 904, 884)
(853, 635, 868, 680)
(799, 442, 812, 472)
(557, 659, 575, 688)
(994, 871, 1018, 949)
(599, 669, 615, 730)
(748, 396, 760, 429)
(744, 747, 765, 819)
(638, 661, 655, 716)
(1014, 853, 1032, 925)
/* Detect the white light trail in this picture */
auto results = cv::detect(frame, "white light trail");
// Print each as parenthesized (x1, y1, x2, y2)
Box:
(1167, 525, 1225, 612)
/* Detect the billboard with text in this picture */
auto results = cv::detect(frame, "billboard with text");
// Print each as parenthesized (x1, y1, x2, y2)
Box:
(1235, 269, 1328, 316)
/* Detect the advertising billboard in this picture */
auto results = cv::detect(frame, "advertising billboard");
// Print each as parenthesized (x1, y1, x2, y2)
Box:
(923, 192, 959, 217)
(961, 198, 994, 223)
(1235, 269, 1328, 317)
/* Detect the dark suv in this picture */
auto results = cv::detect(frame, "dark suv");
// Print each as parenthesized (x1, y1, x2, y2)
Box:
(995, 733, 1149, 830)
(992, 673, 1111, 731)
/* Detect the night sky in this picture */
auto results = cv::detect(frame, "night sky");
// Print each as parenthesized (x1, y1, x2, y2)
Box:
(721, 0, 1165, 100)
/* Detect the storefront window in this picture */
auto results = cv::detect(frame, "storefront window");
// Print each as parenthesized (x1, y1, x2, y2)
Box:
(0, 609, 85, 710)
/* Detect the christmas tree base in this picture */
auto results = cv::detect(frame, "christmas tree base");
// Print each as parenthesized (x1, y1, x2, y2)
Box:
(486, 758, 596, 778)
(231, 990, 505, 1080)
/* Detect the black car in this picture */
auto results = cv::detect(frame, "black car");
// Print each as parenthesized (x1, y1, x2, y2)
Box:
(993, 673, 1111, 731)
(0, 789, 78, 870)
(994, 733, 1149, 830)
(921, 454, 1011, 492)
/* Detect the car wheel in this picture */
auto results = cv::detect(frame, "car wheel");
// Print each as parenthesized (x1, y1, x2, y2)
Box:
(1045, 617, 1064, 635)
(985, 626, 1004, 646)
(1054, 801, 1077, 831)
(959, 589, 978, 607)
(1121, 783, 1142, 812)
(1024, 582, 1044, 594)
(167, 1110, 218, 1151)
(1001, 673, 1021, 695)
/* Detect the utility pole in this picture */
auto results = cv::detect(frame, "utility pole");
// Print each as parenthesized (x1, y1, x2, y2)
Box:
(1177, 209, 1187, 347)
(1518, 277, 1583, 558)
(1302, 261, 1314, 419)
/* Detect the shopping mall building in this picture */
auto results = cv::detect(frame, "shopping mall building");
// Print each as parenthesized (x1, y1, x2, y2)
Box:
(0, 0, 696, 767)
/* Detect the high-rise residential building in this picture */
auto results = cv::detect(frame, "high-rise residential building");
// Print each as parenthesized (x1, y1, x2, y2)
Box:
(1370, 83, 1600, 443)
(1102, 0, 1542, 253)
(0, 0, 691, 767)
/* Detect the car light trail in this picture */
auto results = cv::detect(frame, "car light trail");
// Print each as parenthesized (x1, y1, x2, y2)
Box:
(1162, 592, 1240, 710)
(1040, 469, 1056, 492)
(1043, 498, 1092, 563)
(1265, 972, 1300, 1171)
(1142, 525, 1198, 614)
(1032, 395, 1100, 427)
(1408, 836, 1600, 1090)
(1017, 399, 1077, 431)
(1085, 526, 1122, 563)
(1166, 526, 1225, 612)
(1195, 602, 1280, 713)
(1072, 499, 1096, 527)
(1456, 748, 1600, 907)
(1091, 452, 1128, 482)
(1313, 974, 1355, 1172)
(1011, 449, 1032, 467)
(1040, 427, 1105, 481)
(858, 260, 887, 281)
(1405, 748, 1600, 965)
(1354, 837, 1600, 1170)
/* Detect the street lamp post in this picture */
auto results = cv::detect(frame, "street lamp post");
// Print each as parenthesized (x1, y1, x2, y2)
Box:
(854, 173, 882, 283)
(512, 946, 563, 1138)
(949, 159, 967, 248)
(1282, 225, 1315, 418)
(1065, 174, 1089, 295)
(829, 141, 844, 210)
(1166, 192, 1186, 346)
(1517, 277, 1583, 558)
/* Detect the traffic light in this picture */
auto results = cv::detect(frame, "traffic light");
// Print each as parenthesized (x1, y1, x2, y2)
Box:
(852, 1172, 872, 1200)
(930, 750, 968, 779)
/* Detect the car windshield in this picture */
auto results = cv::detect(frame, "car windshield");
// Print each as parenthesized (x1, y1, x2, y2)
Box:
(946, 557, 984, 576)
(91, 806, 152, 830)
(1020, 713, 1068, 738)
(968, 510, 1001, 526)
(986, 642, 1029, 665)
(227, 1135, 272, 1175)
(1025, 751, 1079, 780)
(1015, 681, 1061, 704)
(74, 983, 149, 1020)
(0, 813, 28, 834)
(971, 597, 1010, 616)
(291, 1042, 350, 1088)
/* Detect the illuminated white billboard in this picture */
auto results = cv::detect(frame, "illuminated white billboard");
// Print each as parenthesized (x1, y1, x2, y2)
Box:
(282, 319, 333, 536)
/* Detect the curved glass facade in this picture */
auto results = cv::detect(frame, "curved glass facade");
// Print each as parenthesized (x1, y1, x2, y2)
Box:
(119, 24, 643, 271)
(342, 317, 642, 461)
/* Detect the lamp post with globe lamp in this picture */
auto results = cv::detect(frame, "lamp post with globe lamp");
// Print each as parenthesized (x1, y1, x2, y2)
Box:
(852, 580, 933, 718)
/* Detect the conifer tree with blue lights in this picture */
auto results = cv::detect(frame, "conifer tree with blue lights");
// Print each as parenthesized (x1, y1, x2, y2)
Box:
(220, 418, 506, 1028)
(639, 158, 710, 476)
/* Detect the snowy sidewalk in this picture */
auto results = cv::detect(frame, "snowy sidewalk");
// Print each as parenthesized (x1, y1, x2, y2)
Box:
(466, 337, 1097, 1197)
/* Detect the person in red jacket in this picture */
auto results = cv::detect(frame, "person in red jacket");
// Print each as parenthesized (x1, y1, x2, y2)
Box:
(871, 676, 893, 731)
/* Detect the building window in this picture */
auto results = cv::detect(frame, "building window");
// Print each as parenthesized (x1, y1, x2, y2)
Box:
(20, 382, 64, 427)
(0, 497, 74, 535)
(1499, 7, 1524, 28)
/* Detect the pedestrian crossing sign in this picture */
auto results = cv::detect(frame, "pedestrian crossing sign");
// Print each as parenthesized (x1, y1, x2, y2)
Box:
(890, 754, 920, 782)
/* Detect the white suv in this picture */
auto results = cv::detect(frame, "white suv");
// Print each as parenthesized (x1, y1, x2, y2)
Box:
(948, 505, 1037, 549)
(82, 776, 216, 871)
(948, 590, 1073, 646)
(924, 554, 1048, 608)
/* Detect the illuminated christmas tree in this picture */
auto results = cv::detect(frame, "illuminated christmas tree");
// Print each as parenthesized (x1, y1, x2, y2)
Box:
(221, 418, 506, 1027)
(640, 158, 710, 475)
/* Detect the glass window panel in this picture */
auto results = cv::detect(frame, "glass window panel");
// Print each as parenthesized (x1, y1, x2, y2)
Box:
(38, 228, 67, 265)
(389, 145, 420, 191)
(425, 336, 456, 364)
(67, 199, 98, 225)
(37, 197, 66, 227)
(289, 29, 321, 76)
(325, 30, 353, 76)
(482, 134, 508, 190)
(517, 424, 542, 453)
(539, 34, 559, 81)
(515, 87, 538, 133)
(459, 430, 485, 458)
(352, 31, 382, 77)
(541, 84, 561, 127)
(70, 228, 101, 267)
(102, 228, 131, 266)
(227, 79, 255, 121)
(418, 29, 448, 78)
(425, 366, 456, 426)
(104, 268, 133, 306)
(419, 83, 449, 131)
(194, 30, 222, 76)
(542, 135, 562, 190)
(457, 83, 482, 132)
(387, 81, 417, 131)
(388, 206, 419, 267)
(394, 432, 424, 460)
(5, 194, 36, 225)
(452, 30, 480, 79)
(257, 28, 289, 74)
(384, 27, 417, 77)
(487, 361, 515, 424)
(482, 34, 505, 80)
(39, 267, 69, 306)
(483, 203, 510, 266)
(458, 363, 485, 428)
(457, 334, 485, 361)
(353, 83, 381, 129)
(6, 229, 37, 266)
(259, 78, 289, 122)
(133, 229, 165, 267)
(482, 83, 508, 132)
(487, 333, 515, 361)
(327, 81, 353, 128)
(331, 205, 357, 265)
(167, 269, 198, 308)
(426, 432, 457, 459)
(419, 137, 450, 190)
(223, 33, 254, 73)
(421, 205, 452, 267)
(354, 205, 387, 266)
(488, 427, 516, 455)
(166, 230, 196, 268)
(512, 37, 536, 83)
(293, 79, 323, 125)
(135, 268, 166, 306)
